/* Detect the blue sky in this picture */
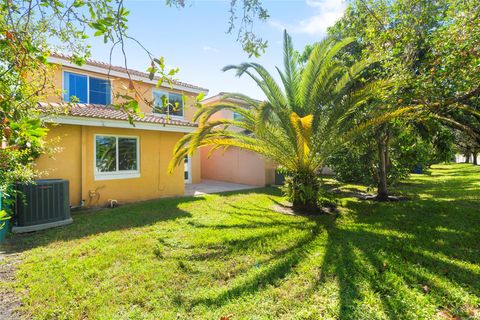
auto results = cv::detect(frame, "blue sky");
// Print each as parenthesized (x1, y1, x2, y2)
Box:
(87, 0, 346, 100)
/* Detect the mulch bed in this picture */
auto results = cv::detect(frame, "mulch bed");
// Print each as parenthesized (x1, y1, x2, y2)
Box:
(0, 250, 23, 319)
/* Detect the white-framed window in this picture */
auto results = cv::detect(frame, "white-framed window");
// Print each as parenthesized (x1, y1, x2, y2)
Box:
(152, 89, 184, 118)
(63, 71, 112, 105)
(94, 134, 140, 180)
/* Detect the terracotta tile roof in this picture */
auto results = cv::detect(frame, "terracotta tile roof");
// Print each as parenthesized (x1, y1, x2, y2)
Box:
(50, 53, 208, 93)
(39, 102, 197, 127)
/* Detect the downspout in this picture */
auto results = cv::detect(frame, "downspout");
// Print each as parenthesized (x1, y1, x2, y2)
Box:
(81, 126, 87, 206)
(71, 126, 87, 210)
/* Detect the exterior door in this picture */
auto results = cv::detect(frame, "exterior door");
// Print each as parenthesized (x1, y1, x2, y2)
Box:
(184, 155, 191, 183)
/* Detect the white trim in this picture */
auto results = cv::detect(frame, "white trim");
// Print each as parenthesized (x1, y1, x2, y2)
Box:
(49, 56, 208, 95)
(152, 89, 185, 119)
(63, 70, 113, 104)
(43, 115, 197, 133)
(163, 114, 185, 121)
(88, 72, 90, 103)
(94, 134, 140, 181)
(94, 173, 140, 181)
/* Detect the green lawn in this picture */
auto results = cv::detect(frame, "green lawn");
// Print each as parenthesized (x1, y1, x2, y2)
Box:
(1, 164, 479, 319)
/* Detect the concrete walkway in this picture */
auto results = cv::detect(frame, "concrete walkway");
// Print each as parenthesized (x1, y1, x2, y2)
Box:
(185, 180, 258, 196)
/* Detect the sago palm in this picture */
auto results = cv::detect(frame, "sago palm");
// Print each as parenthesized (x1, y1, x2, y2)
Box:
(169, 31, 386, 211)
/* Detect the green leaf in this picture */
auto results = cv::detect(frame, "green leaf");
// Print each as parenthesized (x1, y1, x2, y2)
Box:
(156, 78, 163, 88)
(196, 92, 205, 102)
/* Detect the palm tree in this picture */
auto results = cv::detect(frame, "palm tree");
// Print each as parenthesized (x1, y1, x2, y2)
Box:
(169, 31, 386, 212)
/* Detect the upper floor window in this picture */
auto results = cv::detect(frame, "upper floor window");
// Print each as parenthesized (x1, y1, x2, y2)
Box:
(233, 112, 245, 121)
(63, 71, 111, 105)
(152, 89, 184, 117)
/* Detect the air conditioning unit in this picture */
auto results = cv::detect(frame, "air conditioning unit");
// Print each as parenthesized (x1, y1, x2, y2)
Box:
(13, 179, 73, 233)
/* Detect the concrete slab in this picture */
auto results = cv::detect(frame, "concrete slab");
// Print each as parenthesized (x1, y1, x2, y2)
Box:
(185, 180, 258, 196)
(11, 218, 73, 234)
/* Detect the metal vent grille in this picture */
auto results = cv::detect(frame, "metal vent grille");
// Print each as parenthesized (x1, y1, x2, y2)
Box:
(16, 179, 71, 227)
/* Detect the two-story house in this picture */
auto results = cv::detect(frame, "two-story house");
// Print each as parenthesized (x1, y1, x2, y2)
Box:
(36, 54, 207, 208)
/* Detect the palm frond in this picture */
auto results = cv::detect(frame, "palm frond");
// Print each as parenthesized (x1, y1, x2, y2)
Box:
(280, 30, 301, 108)
(300, 37, 355, 112)
(169, 32, 392, 183)
(223, 63, 286, 107)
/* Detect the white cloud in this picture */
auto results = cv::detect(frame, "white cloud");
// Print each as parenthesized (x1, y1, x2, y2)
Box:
(203, 45, 219, 53)
(305, 0, 324, 8)
(268, 20, 287, 31)
(269, 0, 346, 36)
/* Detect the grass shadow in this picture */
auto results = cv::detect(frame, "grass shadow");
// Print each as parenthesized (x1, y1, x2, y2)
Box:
(2, 164, 479, 319)
(187, 214, 331, 309)
(1, 195, 203, 253)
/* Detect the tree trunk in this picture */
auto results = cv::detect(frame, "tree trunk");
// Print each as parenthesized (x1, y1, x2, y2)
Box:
(465, 153, 471, 163)
(290, 170, 320, 213)
(473, 152, 478, 165)
(376, 138, 389, 201)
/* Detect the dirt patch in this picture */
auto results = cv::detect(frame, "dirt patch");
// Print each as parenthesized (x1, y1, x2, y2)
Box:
(272, 202, 337, 216)
(436, 308, 461, 320)
(330, 188, 375, 200)
(466, 305, 480, 318)
(0, 251, 24, 319)
(361, 195, 409, 202)
(329, 188, 409, 202)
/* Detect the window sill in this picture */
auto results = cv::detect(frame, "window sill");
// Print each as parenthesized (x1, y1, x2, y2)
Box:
(94, 173, 140, 181)
(152, 113, 185, 120)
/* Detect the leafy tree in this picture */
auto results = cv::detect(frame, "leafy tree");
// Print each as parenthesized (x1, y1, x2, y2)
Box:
(325, 0, 479, 200)
(169, 31, 388, 212)
(327, 121, 448, 189)
(430, 126, 456, 164)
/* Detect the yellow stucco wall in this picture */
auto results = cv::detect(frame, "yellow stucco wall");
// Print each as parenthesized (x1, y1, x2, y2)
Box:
(35, 125, 83, 205)
(36, 124, 185, 207)
(38, 64, 204, 205)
